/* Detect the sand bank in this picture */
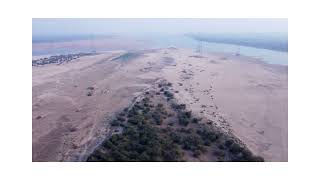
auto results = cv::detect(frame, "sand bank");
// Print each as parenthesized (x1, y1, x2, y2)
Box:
(32, 48, 287, 161)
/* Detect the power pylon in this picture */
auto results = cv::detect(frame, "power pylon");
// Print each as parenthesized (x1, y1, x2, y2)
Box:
(196, 40, 203, 56)
(235, 47, 240, 56)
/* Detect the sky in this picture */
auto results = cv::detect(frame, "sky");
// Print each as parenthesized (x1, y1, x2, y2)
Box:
(32, 18, 288, 37)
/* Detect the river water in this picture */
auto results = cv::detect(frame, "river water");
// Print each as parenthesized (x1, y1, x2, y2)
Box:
(145, 35, 288, 66)
(33, 35, 288, 66)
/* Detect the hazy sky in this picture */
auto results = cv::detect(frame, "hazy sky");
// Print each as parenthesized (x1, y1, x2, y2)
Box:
(32, 18, 288, 36)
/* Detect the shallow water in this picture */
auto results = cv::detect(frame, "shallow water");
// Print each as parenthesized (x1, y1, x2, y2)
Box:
(33, 35, 288, 65)
(145, 35, 288, 65)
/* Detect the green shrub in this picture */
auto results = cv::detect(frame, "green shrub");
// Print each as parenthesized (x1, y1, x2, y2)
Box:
(196, 126, 218, 142)
(204, 140, 211, 146)
(229, 143, 242, 154)
(87, 92, 93, 96)
(192, 118, 200, 123)
(117, 117, 126, 122)
(218, 144, 225, 150)
(193, 150, 202, 157)
(142, 97, 150, 102)
(155, 119, 163, 125)
(178, 116, 190, 126)
(225, 139, 234, 147)
(172, 104, 186, 110)
(127, 117, 140, 125)
(185, 111, 192, 118)
(182, 133, 203, 151)
(152, 113, 163, 125)
(164, 91, 174, 98)
(249, 156, 264, 162)
(111, 119, 121, 126)
(213, 149, 225, 157)
(170, 132, 182, 144)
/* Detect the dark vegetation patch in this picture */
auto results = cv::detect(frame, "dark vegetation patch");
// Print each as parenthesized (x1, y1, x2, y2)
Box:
(32, 52, 97, 66)
(111, 52, 141, 62)
(87, 81, 264, 162)
(86, 86, 95, 96)
(87, 92, 93, 96)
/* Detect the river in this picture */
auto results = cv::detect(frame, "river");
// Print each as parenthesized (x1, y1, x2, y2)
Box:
(33, 35, 288, 66)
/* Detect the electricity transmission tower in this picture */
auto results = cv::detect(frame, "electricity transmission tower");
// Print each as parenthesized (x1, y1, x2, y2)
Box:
(90, 34, 96, 53)
(196, 40, 203, 56)
(235, 47, 240, 56)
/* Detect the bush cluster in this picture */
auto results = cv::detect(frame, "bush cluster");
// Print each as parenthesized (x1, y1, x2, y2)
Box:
(87, 87, 264, 162)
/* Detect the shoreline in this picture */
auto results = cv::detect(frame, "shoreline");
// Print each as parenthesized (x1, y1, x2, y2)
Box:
(33, 47, 288, 68)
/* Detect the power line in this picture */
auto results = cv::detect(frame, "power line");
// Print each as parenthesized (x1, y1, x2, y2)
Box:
(196, 40, 203, 56)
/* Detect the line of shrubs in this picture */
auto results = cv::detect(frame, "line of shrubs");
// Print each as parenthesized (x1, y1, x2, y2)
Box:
(87, 102, 184, 161)
(87, 86, 264, 162)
